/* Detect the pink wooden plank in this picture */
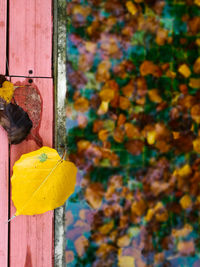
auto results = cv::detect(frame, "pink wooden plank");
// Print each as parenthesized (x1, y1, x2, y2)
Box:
(0, 0, 7, 74)
(0, 128, 8, 267)
(9, 0, 52, 77)
(10, 77, 54, 267)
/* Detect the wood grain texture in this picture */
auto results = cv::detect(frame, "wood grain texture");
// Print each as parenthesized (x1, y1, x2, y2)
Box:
(9, 0, 52, 77)
(0, 0, 7, 74)
(10, 77, 54, 267)
(0, 128, 8, 267)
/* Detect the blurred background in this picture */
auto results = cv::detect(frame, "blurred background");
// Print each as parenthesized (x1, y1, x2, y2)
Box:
(65, 0, 200, 266)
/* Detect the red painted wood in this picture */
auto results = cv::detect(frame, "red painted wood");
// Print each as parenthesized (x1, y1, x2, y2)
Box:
(9, 0, 52, 77)
(0, 129, 8, 267)
(10, 77, 54, 267)
(0, 0, 7, 74)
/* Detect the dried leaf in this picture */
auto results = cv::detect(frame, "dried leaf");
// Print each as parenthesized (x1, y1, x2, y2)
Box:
(124, 123, 140, 139)
(122, 80, 134, 98)
(85, 183, 104, 209)
(113, 127, 124, 143)
(125, 140, 144, 155)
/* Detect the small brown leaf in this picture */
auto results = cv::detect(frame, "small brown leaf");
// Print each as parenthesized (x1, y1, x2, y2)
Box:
(125, 140, 144, 155)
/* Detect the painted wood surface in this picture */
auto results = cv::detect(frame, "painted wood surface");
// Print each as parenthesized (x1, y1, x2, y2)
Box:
(10, 77, 54, 267)
(0, 129, 8, 267)
(0, 2, 8, 265)
(0, 0, 7, 74)
(9, 0, 52, 77)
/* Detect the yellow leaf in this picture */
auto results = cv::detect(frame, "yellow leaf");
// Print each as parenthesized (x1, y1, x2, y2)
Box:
(99, 220, 114, 235)
(193, 138, 200, 153)
(147, 130, 156, 145)
(178, 164, 192, 178)
(97, 101, 109, 115)
(117, 235, 131, 248)
(178, 64, 191, 78)
(0, 81, 14, 103)
(194, 0, 200, 6)
(180, 195, 192, 210)
(118, 256, 135, 267)
(196, 38, 200, 46)
(99, 89, 115, 102)
(172, 224, 193, 238)
(126, 1, 138, 15)
(11, 147, 77, 216)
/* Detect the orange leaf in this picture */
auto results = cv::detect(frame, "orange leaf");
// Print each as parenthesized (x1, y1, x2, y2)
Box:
(122, 80, 134, 97)
(119, 96, 131, 110)
(191, 104, 200, 123)
(74, 97, 89, 112)
(77, 140, 91, 153)
(96, 60, 111, 82)
(124, 123, 140, 139)
(189, 78, 200, 89)
(113, 127, 124, 143)
(156, 28, 168, 46)
(98, 129, 109, 142)
(140, 61, 162, 77)
(148, 89, 162, 103)
(193, 57, 200, 74)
